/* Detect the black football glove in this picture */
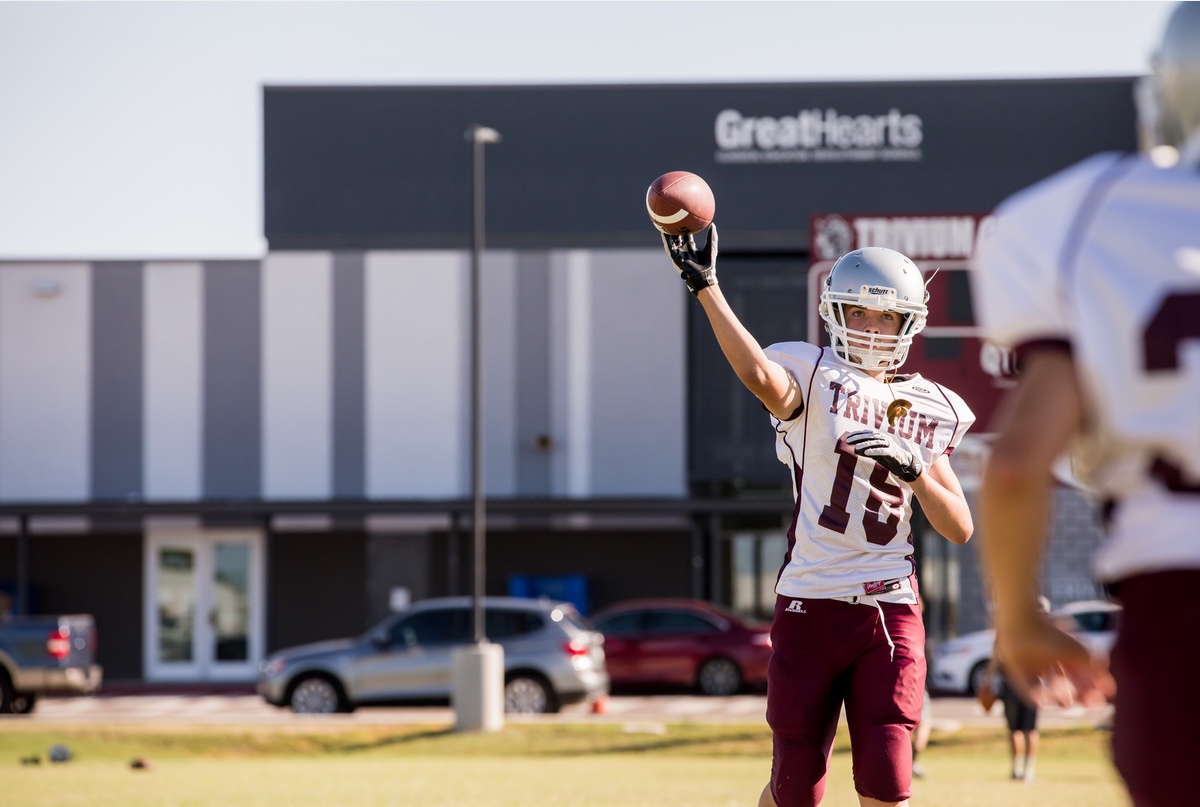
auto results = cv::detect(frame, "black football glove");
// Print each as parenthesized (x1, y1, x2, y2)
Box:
(661, 223, 718, 296)
(846, 430, 924, 483)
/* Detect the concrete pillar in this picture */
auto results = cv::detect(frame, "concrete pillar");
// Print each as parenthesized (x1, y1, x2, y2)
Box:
(451, 642, 505, 732)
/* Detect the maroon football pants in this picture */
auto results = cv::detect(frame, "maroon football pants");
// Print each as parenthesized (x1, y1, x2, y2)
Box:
(1109, 570, 1200, 807)
(766, 594, 925, 807)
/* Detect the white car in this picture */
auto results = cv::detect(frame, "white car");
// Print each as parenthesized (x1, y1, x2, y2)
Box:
(930, 600, 1121, 695)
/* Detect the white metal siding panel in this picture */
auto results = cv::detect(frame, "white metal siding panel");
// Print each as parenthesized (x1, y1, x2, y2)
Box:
(549, 250, 592, 497)
(261, 252, 333, 499)
(143, 262, 203, 500)
(589, 249, 687, 496)
(0, 263, 92, 501)
(364, 251, 464, 498)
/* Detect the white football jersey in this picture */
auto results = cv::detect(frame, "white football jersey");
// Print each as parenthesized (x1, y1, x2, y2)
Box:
(765, 341, 975, 601)
(973, 152, 1200, 582)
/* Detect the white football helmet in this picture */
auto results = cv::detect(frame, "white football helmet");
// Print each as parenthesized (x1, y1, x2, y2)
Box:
(1136, 2, 1200, 166)
(819, 247, 928, 370)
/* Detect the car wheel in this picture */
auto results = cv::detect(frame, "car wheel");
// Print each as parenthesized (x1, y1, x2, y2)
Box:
(968, 660, 991, 697)
(289, 675, 345, 714)
(9, 692, 37, 715)
(504, 674, 557, 714)
(0, 670, 16, 715)
(697, 657, 743, 696)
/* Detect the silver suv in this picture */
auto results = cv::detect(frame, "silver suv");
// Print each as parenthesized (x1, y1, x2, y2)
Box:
(258, 597, 608, 714)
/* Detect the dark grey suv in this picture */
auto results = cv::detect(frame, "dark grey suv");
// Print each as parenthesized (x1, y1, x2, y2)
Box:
(258, 597, 608, 714)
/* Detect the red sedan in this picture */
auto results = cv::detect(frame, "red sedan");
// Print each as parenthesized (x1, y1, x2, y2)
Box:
(589, 599, 772, 696)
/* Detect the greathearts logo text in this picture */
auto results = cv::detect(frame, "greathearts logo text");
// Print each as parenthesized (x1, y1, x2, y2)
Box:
(715, 108, 924, 164)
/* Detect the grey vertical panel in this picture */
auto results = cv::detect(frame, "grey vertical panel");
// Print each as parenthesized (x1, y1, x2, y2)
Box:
(91, 262, 143, 500)
(204, 261, 261, 498)
(332, 252, 365, 497)
(590, 249, 687, 496)
(515, 252, 551, 496)
(481, 251, 517, 497)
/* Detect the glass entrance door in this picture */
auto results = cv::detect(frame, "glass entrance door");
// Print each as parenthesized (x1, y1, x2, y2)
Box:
(145, 525, 264, 681)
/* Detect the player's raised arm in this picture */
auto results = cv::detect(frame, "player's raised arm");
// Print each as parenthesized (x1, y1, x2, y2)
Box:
(662, 225, 803, 420)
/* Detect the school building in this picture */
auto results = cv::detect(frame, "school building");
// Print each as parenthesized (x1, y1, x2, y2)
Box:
(0, 78, 1130, 681)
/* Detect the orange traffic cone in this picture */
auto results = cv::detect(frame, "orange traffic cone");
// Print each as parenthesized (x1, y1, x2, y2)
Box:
(591, 696, 609, 715)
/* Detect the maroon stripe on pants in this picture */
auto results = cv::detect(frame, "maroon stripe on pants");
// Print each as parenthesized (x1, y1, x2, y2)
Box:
(1108, 570, 1200, 807)
(767, 594, 925, 807)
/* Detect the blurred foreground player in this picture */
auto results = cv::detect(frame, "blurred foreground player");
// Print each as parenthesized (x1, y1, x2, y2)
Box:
(973, 5, 1200, 805)
(663, 232, 973, 807)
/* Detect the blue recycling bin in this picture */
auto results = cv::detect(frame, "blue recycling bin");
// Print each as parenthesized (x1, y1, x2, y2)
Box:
(507, 574, 589, 615)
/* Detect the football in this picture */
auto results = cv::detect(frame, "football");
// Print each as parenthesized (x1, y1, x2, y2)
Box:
(646, 171, 715, 235)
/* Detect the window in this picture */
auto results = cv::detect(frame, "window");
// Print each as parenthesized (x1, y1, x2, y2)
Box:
(1073, 610, 1120, 633)
(486, 609, 545, 639)
(689, 253, 808, 491)
(593, 612, 645, 637)
(643, 610, 721, 634)
(389, 608, 470, 647)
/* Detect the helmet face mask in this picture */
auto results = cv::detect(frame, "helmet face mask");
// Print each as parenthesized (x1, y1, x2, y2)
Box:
(819, 247, 928, 371)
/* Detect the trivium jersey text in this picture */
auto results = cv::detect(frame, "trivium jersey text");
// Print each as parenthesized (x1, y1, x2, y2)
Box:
(764, 342, 974, 601)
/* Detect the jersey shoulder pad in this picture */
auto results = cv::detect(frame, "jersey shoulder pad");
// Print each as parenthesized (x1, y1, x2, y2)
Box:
(993, 151, 1126, 222)
(973, 152, 1130, 351)
(925, 380, 976, 448)
(764, 341, 823, 373)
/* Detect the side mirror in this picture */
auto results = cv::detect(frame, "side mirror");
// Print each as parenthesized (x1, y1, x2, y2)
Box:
(371, 630, 390, 649)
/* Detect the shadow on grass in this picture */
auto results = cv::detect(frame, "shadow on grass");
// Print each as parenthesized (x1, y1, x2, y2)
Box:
(337, 727, 457, 752)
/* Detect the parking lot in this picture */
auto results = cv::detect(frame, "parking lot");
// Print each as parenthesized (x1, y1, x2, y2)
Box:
(17, 689, 1112, 730)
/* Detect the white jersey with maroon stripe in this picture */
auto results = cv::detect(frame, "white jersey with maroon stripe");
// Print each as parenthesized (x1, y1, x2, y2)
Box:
(973, 152, 1200, 582)
(764, 341, 974, 601)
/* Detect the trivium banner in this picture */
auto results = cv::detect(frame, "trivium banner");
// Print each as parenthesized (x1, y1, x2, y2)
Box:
(714, 108, 924, 164)
(809, 213, 994, 262)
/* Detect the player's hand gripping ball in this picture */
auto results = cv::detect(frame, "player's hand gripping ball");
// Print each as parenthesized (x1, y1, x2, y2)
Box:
(662, 224, 719, 296)
(646, 171, 715, 235)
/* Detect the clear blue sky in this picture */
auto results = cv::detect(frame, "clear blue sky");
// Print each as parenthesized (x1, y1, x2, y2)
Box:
(0, 1, 1177, 259)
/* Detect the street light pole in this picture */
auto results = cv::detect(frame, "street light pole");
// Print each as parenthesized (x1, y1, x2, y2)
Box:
(468, 124, 500, 645)
(451, 123, 503, 733)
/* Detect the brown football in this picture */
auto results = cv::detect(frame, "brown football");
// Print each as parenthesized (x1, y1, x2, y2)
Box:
(646, 171, 715, 235)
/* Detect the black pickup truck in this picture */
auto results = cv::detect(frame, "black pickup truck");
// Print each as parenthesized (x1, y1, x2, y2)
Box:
(0, 614, 102, 714)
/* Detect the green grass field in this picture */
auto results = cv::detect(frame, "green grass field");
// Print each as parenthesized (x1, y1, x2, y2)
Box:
(0, 723, 1129, 807)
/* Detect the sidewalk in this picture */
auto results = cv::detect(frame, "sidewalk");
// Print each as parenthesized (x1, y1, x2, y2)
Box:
(13, 691, 1112, 729)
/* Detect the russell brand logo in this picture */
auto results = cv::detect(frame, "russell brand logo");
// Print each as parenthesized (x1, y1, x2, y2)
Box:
(785, 600, 807, 614)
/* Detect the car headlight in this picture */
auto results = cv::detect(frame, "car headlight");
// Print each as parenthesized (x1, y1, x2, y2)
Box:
(260, 657, 286, 677)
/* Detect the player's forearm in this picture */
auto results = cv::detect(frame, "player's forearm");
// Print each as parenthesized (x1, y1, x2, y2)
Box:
(979, 352, 1085, 632)
(910, 473, 973, 544)
(979, 457, 1053, 632)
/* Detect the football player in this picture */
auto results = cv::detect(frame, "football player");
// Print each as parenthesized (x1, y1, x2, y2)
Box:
(663, 236, 974, 807)
(972, 5, 1200, 806)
